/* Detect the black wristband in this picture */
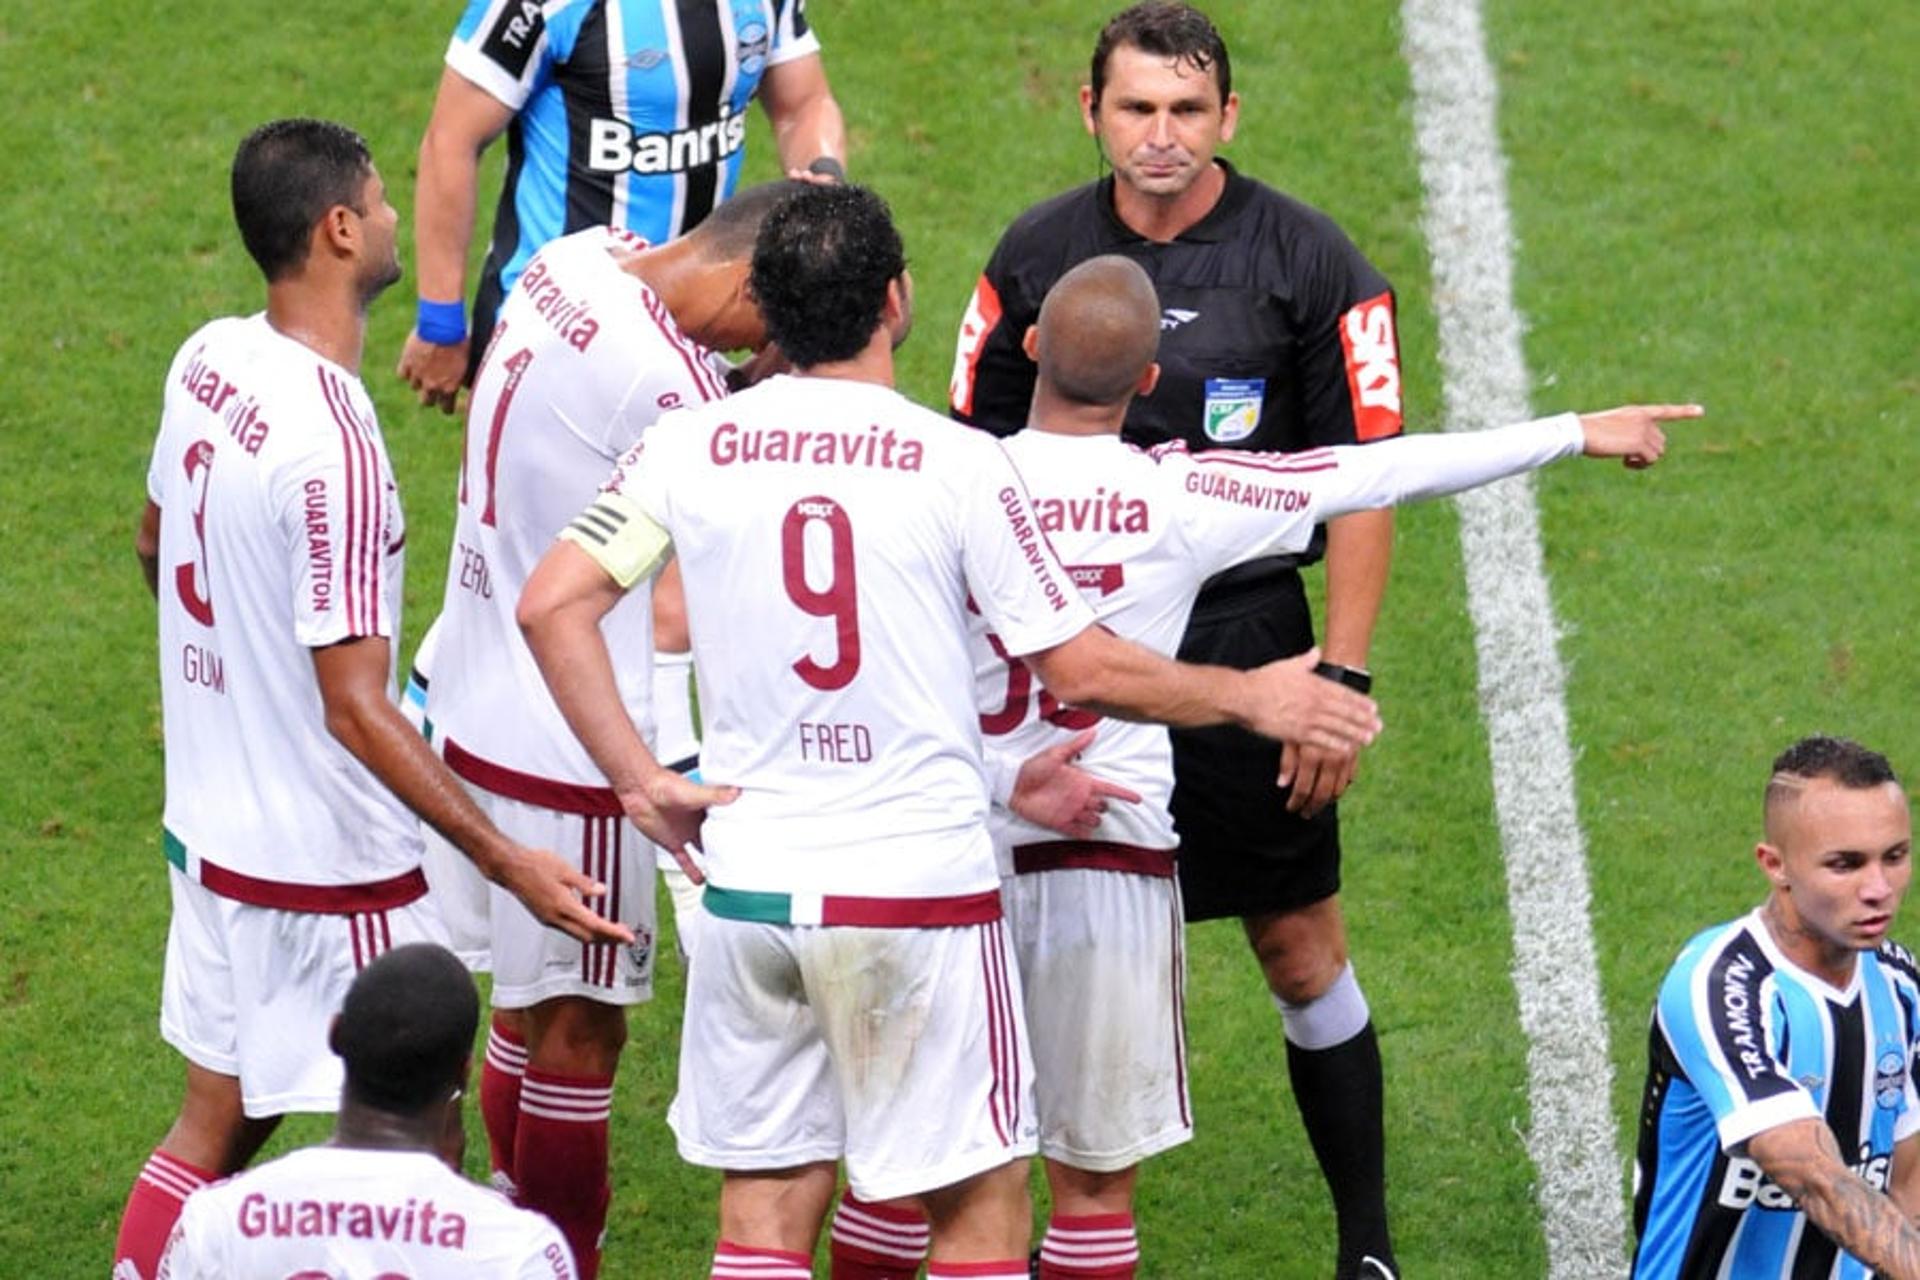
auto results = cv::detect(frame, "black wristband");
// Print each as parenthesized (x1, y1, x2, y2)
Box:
(1312, 661, 1373, 694)
(805, 156, 846, 181)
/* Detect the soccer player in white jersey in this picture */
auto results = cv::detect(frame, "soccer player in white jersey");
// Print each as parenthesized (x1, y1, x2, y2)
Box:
(514, 184, 1383, 1280)
(116, 119, 628, 1280)
(159, 943, 577, 1279)
(428, 181, 801, 1277)
(962, 255, 1701, 1279)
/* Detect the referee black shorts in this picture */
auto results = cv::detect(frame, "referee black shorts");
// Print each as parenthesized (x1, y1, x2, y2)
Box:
(1171, 571, 1342, 923)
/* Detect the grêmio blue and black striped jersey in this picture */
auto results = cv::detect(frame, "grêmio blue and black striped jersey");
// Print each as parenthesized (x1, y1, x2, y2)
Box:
(1632, 911, 1920, 1279)
(446, 0, 820, 332)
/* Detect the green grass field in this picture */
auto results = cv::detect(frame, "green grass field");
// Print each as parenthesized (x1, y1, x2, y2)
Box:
(1, 0, 1915, 1275)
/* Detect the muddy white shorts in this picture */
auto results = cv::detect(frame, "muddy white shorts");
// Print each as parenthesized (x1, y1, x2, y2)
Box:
(669, 900, 1036, 1201)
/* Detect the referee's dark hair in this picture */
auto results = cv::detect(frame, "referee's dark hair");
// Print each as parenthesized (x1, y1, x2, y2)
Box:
(749, 184, 907, 369)
(231, 118, 375, 283)
(328, 943, 479, 1116)
(1766, 736, 1900, 820)
(1090, 2, 1232, 107)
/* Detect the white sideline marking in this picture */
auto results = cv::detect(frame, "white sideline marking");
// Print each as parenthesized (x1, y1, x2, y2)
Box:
(1398, 1, 1629, 1275)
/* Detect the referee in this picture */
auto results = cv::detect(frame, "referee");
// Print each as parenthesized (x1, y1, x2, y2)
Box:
(952, 6, 1402, 1277)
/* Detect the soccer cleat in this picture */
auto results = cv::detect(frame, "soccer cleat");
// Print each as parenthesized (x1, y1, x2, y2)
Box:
(1356, 1257, 1398, 1280)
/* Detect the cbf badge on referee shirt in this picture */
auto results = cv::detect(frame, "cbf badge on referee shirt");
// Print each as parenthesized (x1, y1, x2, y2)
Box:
(1203, 377, 1264, 443)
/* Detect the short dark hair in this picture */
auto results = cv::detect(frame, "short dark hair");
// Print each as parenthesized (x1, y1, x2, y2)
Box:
(330, 943, 479, 1115)
(1090, 2, 1232, 107)
(749, 184, 907, 369)
(1766, 735, 1900, 816)
(231, 118, 374, 282)
(690, 179, 815, 261)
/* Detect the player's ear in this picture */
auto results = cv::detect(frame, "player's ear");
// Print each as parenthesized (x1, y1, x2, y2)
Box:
(1021, 325, 1039, 362)
(1138, 361, 1161, 397)
(1756, 841, 1789, 889)
(325, 1013, 344, 1057)
(1219, 91, 1240, 145)
(316, 203, 357, 260)
(1079, 84, 1098, 136)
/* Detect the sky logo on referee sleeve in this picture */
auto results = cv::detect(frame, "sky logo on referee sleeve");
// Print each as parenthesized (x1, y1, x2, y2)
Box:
(1339, 291, 1402, 441)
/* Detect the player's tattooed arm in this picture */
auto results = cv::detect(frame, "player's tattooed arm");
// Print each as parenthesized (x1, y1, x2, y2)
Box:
(1889, 1133, 1920, 1226)
(1749, 1118, 1920, 1279)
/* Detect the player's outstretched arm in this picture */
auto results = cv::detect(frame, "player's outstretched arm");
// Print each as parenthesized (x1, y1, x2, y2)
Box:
(1577, 403, 1704, 469)
(311, 635, 632, 946)
(1026, 628, 1380, 753)
(519, 539, 737, 880)
(1747, 1117, 1920, 1278)
(396, 68, 515, 414)
(1002, 728, 1144, 840)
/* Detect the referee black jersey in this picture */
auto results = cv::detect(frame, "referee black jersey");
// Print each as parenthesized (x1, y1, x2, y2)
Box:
(950, 161, 1403, 577)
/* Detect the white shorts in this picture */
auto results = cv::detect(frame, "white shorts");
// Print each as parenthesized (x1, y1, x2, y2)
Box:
(471, 787, 658, 1009)
(421, 819, 492, 973)
(669, 914, 1036, 1201)
(159, 867, 448, 1119)
(1003, 866, 1192, 1171)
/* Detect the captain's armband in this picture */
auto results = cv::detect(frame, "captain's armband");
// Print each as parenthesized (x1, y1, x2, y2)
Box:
(560, 491, 672, 588)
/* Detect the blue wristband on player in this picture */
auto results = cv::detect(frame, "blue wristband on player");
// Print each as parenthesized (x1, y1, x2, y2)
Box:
(415, 298, 467, 346)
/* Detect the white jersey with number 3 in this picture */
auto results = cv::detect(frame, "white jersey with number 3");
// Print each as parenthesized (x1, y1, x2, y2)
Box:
(979, 417, 1586, 860)
(157, 1145, 575, 1279)
(148, 314, 419, 894)
(605, 375, 1096, 900)
(432, 227, 729, 788)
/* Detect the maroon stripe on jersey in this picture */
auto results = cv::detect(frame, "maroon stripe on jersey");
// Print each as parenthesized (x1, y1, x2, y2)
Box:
(640, 289, 727, 402)
(1189, 448, 1339, 476)
(978, 926, 1009, 1145)
(198, 860, 427, 913)
(819, 889, 1002, 927)
(1011, 840, 1176, 879)
(349, 913, 365, 971)
(377, 909, 392, 956)
(318, 369, 378, 634)
(1169, 889, 1191, 1127)
(443, 737, 623, 816)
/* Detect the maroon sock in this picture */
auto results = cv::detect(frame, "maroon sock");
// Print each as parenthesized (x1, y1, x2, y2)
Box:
(829, 1190, 930, 1278)
(480, 1014, 527, 1191)
(515, 1066, 614, 1279)
(1038, 1212, 1139, 1278)
(114, 1149, 215, 1277)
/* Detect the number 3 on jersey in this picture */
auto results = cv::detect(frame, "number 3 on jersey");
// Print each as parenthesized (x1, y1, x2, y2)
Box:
(781, 496, 861, 690)
(175, 439, 217, 625)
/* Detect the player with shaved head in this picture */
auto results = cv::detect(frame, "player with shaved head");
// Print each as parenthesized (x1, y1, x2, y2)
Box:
(964, 254, 1699, 1278)
(1634, 737, 1920, 1280)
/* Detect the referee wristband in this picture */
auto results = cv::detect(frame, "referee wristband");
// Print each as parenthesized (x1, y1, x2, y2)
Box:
(805, 156, 846, 181)
(415, 298, 467, 346)
(1312, 661, 1373, 695)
